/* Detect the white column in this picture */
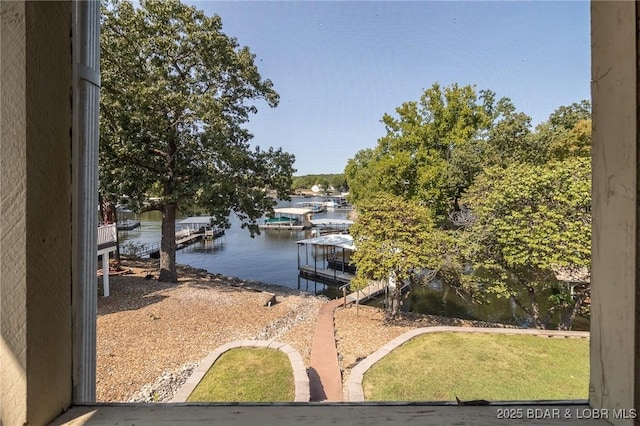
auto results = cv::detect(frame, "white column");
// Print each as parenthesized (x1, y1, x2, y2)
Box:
(102, 253, 110, 298)
(71, 0, 100, 403)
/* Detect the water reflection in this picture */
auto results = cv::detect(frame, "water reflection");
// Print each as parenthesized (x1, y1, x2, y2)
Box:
(367, 280, 589, 331)
(118, 197, 346, 297)
(118, 198, 589, 329)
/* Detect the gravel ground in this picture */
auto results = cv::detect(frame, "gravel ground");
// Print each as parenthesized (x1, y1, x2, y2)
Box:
(97, 259, 512, 402)
(97, 259, 324, 402)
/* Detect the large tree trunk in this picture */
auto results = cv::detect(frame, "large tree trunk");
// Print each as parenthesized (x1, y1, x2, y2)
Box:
(526, 285, 546, 329)
(389, 285, 403, 318)
(100, 193, 117, 224)
(159, 203, 177, 282)
(557, 286, 590, 331)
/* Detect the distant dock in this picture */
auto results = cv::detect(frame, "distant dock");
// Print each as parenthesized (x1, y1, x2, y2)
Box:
(259, 207, 313, 230)
(120, 216, 224, 258)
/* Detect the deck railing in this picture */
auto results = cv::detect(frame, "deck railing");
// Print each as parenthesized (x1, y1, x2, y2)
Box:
(97, 223, 117, 246)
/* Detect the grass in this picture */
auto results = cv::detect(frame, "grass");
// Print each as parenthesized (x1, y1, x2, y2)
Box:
(363, 333, 589, 401)
(187, 348, 295, 402)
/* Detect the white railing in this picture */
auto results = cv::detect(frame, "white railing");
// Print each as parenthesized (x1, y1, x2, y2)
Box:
(97, 223, 117, 246)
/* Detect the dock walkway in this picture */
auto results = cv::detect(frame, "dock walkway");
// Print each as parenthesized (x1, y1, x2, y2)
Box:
(344, 280, 410, 305)
(345, 279, 387, 304)
(121, 228, 224, 257)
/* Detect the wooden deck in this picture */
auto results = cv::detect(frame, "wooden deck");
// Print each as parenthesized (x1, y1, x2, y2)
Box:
(299, 265, 353, 285)
(176, 233, 202, 246)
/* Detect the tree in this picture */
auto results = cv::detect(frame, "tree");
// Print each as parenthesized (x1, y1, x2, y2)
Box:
(349, 194, 438, 317)
(547, 118, 591, 161)
(345, 83, 534, 220)
(290, 173, 346, 192)
(532, 100, 592, 162)
(461, 157, 591, 329)
(100, 0, 295, 282)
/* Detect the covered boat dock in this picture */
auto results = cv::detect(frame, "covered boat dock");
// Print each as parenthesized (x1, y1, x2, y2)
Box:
(297, 234, 356, 285)
(259, 207, 313, 230)
(177, 216, 225, 239)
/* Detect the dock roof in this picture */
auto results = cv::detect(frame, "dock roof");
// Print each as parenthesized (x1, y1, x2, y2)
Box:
(178, 216, 214, 225)
(273, 207, 312, 216)
(297, 234, 355, 251)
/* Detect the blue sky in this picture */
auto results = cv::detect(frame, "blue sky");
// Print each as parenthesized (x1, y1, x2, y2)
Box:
(187, 1, 591, 175)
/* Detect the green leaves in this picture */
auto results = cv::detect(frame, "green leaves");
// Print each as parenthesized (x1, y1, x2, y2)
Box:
(344, 83, 591, 328)
(100, 0, 292, 206)
(461, 158, 591, 328)
(349, 194, 437, 297)
(345, 83, 531, 221)
(100, 0, 295, 277)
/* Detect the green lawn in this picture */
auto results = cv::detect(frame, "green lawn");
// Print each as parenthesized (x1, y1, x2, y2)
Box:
(363, 333, 589, 401)
(187, 348, 295, 402)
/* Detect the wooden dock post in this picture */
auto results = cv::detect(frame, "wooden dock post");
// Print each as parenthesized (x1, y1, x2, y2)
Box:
(341, 284, 348, 308)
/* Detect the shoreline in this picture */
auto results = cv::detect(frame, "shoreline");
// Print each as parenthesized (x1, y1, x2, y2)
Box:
(110, 257, 319, 297)
(97, 257, 326, 402)
(97, 258, 515, 402)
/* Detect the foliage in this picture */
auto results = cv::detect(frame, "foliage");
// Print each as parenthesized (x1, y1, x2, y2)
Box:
(363, 333, 589, 401)
(100, 0, 295, 282)
(344, 84, 591, 328)
(533, 100, 592, 162)
(349, 194, 438, 316)
(187, 348, 294, 402)
(547, 118, 591, 161)
(345, 83, 537, 220)
(461, 157, 591, 329)
(291, 174, 346, 191)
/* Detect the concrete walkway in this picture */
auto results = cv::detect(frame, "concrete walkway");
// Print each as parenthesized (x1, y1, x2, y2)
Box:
(308, 298, 344, 402)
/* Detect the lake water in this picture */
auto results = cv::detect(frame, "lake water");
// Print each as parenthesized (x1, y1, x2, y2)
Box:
(118, 197, 589, 330)
(118, 197, 347, 297)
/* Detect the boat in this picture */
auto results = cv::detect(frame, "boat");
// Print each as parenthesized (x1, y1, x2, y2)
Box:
(263, 216, 298, 226)
(116, 218, 141, 231)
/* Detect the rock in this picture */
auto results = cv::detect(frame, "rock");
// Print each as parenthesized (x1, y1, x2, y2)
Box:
(127, 362, 197, 403)
(264, 292, 277, 307)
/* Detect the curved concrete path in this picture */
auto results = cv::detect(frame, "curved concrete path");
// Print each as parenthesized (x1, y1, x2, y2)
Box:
(171, 340, 310, 402)
(308, 299, 344, 402)
(346, 326, 590, 402)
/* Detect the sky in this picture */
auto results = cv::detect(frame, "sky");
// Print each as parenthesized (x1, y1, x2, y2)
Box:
(186, 1, 591, 176)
